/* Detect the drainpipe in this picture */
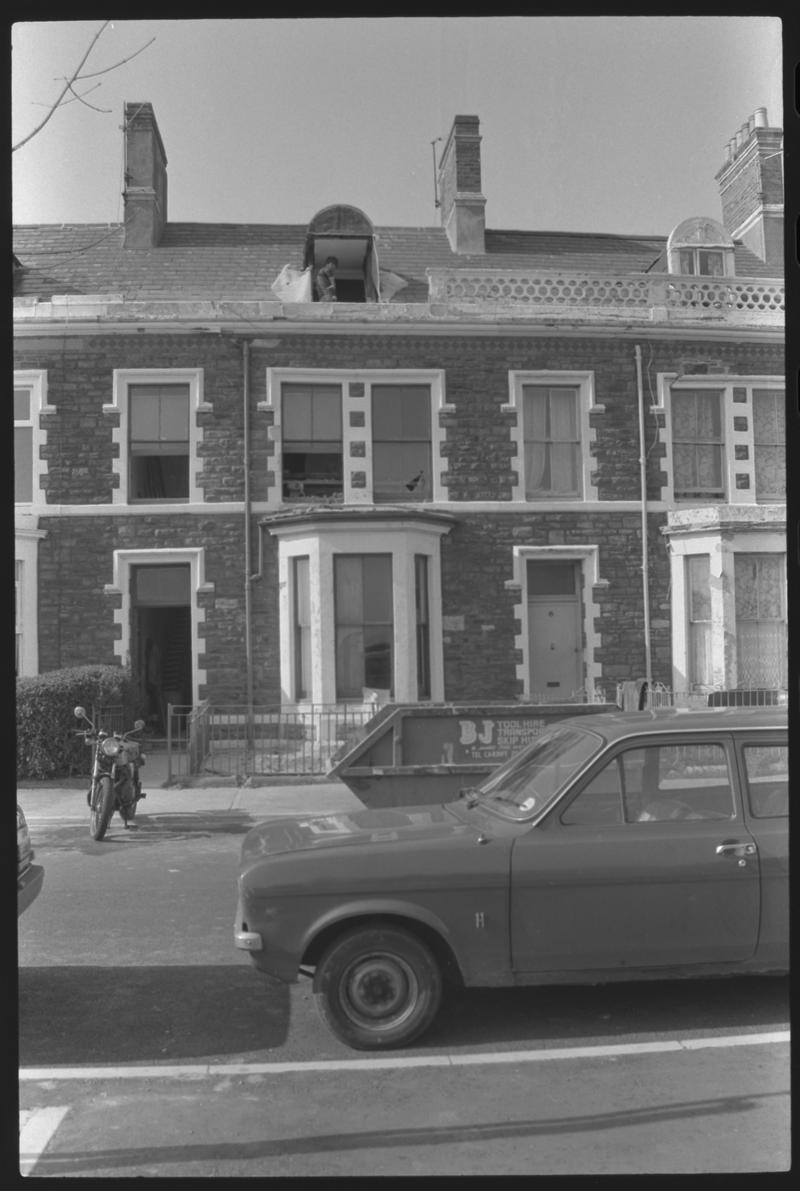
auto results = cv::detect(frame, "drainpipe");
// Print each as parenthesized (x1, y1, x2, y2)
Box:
(635, 345, 653, 699)
(243, 340, 255, 754)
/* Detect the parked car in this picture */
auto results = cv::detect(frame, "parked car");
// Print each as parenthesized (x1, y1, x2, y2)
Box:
(17, 805, 44, 916)
(235, 707, 788, 1050)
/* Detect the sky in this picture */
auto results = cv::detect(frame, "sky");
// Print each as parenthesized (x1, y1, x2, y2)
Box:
(11, 17, 784, 237)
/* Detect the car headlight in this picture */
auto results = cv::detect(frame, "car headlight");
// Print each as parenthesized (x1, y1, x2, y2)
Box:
(101, 738, 121, 757)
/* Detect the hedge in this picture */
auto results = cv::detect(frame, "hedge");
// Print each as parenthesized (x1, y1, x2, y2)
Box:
(16, 665, 139, 780)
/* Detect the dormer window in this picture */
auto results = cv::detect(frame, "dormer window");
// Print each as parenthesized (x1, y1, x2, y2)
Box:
(667, 217, 735, 277)
(678, 249, 724, 276)
(304, 205, 379, 303)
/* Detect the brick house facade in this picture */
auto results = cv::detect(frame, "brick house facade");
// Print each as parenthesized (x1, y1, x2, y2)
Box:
(14, 105, 785, 723)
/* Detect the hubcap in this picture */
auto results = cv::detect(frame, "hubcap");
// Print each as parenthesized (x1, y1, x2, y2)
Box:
(342, 954, 418, 1026)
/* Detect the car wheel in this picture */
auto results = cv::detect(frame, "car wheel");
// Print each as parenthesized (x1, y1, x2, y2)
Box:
(315, 925, 443, 1050)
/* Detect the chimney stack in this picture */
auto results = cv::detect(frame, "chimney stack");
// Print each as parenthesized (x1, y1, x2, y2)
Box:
(123, 102, 168, 248)
(437, 115, 486, 254)
(716, 108, 783, 269)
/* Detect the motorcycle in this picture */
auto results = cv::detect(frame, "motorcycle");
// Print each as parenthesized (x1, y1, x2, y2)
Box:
(73, 706, 147, 840)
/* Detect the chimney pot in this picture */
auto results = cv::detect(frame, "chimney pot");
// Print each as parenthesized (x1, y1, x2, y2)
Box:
(753, 107, 768, 128)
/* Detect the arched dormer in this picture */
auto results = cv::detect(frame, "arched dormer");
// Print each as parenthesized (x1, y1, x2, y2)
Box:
(667, 216, 735, 277)
(304, 205, 379, 302)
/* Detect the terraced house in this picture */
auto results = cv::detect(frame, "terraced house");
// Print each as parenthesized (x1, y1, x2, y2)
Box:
(13, 104, 786, 740)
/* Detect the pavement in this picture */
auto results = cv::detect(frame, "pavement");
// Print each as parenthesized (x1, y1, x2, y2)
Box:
(16, 780, 366, 823)
(16, 746, 366, 823)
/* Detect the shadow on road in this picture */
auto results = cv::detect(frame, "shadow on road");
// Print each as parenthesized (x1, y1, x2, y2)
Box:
(25, 1089, 789, 1176)
(18, 965, 290, 1064)
(422, 975, 790, 1050)
(35, 809, 256, 853)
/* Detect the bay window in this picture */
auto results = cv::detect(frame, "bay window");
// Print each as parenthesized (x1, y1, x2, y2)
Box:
(734, 554, 787, 687)
(686, 555, 713, 687)
(334, 554, 394, 698)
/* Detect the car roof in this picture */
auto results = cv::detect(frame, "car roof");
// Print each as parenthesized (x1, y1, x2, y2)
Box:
(559, 706, 787, 744)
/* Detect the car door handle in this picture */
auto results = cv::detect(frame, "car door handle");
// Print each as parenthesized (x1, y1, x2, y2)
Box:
(716, 841, 757, 857)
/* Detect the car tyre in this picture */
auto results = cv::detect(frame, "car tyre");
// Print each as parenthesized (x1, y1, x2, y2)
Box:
(315, 925, 443, 1050)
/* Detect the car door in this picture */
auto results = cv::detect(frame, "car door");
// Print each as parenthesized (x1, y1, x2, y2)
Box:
(735, 732, 788, 967)
(510, 733, 760, 973)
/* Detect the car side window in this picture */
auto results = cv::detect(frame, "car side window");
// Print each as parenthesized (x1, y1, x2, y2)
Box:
(560, 758, 624, 825)
(627, 741, 735, 822)
(742, 744, 788, 818)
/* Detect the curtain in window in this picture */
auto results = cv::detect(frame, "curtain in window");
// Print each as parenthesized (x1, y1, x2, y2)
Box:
(687, 555, 712, 686)
(523, 389, 547, 494)
(753, 390, 785, 499)
(734, 555, 787, 686)
(549, 390, 579, 494)
(672, 391, 723, 495)
(523, 387, 578, 496)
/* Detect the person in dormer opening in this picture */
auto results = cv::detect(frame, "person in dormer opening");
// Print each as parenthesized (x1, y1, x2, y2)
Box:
(314, 256, 339, 302)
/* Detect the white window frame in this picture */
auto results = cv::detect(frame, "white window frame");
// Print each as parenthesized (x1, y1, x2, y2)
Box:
(666, 217, 736, 277)
(506, 371, 599, 503)
(668, 526, 786, 691)
(264, 369, 448, 507)
(103, 547, 214, 703)
(733, 553, 788, 688)
(270, 517, 450, 706)
(658, 374, 785, 505)
(14, 524, 47, 676)
(14, 370, 50, 507)
(107, 369, 206, 506)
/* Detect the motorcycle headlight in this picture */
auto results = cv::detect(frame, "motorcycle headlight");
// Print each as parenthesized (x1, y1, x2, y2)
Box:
(101, 738, 121, 757)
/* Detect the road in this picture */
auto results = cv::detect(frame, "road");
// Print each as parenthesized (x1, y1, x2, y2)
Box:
(18, 804, 791, 1175)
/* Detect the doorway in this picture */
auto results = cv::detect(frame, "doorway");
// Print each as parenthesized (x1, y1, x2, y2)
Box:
(131, 564, 192, 734)
(527, 560, 583, 699)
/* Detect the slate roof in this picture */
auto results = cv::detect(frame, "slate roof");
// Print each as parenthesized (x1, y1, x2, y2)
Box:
(11, 221, 779, 303)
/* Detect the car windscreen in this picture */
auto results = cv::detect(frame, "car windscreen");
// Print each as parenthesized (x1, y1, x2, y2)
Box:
(475, 724, 604, 820)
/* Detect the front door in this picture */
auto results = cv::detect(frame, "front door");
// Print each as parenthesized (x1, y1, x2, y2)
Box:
(131, 564, 192, 734)
(510, 734, 760, 971)
(527, 560, 582, 699)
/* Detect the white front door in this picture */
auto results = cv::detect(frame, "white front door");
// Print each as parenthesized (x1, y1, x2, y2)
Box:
(528, 560, 582, 698)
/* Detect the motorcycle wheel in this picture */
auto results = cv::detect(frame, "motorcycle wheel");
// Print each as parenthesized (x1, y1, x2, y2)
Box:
(120, 779, 137, 823)
(90, 775, 115, 841)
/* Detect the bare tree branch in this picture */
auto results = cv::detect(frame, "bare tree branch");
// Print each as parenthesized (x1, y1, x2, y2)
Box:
(63, 79, 112, 113)
(13, 22, 155, 152)
(76, 36, 156, 81)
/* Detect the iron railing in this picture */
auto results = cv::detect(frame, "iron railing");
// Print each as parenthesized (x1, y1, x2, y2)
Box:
(618, 682, 789, 711)
(164, 702, 376, 782)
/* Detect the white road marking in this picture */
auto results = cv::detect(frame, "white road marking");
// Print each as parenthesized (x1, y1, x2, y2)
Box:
(18, 1030, 789, 1081)
(19, 1106, 69, 1176)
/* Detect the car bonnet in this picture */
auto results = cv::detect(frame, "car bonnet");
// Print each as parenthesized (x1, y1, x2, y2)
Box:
(240, 803, 470, 862)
